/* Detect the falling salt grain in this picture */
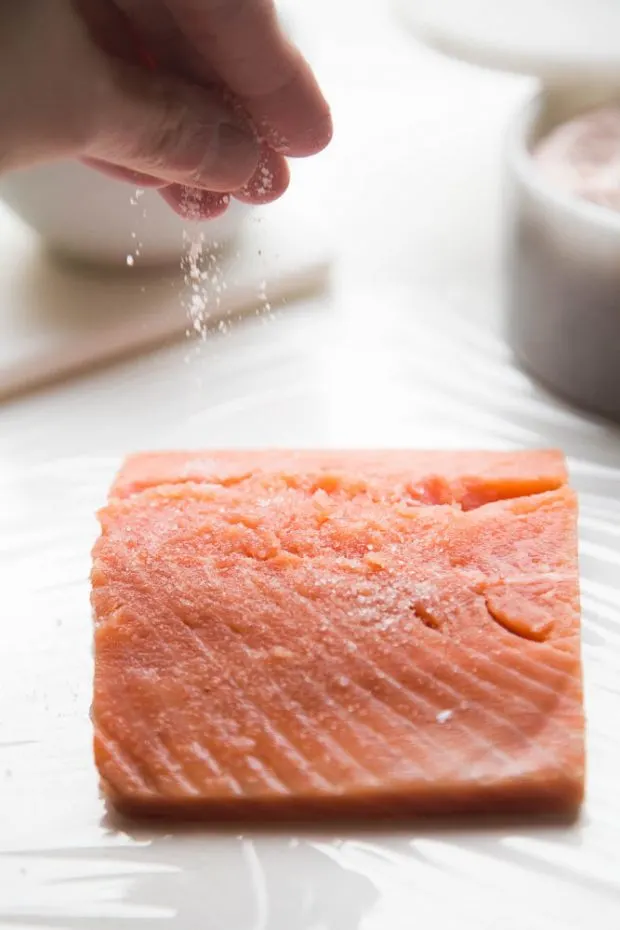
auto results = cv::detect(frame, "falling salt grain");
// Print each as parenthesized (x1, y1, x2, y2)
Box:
(436, 709, 453, 724)
(256, 164, 274, 197)
(126, 255, 134, 267)
(129, 186, 145, 207)
(191, 294, 207, 314)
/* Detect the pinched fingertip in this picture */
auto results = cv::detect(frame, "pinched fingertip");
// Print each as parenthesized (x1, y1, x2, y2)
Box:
(159, 185, 231, 220)
(233, 145, 290, 205)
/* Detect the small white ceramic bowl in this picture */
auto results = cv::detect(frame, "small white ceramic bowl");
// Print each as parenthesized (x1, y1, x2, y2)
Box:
(504, 86, 620, 422)
(0, 161, 248, 269)
(395, 0, 620, 421)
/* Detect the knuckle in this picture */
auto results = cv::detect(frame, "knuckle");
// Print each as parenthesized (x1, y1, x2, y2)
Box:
(124, 78, 203, 173)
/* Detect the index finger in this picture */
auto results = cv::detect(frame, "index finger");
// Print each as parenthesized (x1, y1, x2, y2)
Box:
(165, 0, 333, 156)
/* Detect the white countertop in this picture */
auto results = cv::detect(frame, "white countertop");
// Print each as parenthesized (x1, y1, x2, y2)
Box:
(1, 1, 619, 928)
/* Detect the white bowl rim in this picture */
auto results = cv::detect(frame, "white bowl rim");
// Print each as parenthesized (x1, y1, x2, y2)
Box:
(507, 86, 620, 233)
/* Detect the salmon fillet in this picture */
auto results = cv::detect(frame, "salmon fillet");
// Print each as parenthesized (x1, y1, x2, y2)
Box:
(91, 449, 584, 819)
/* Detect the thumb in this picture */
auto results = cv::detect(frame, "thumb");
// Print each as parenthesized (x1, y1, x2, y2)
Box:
(84, 59, 260, 192)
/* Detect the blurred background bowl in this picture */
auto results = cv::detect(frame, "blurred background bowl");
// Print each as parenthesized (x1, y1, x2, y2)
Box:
(0, 161, 248, 269)
(505, 85, 620, 422)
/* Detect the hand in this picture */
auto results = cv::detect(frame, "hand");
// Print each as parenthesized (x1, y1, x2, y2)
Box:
(0, 1, 332, 219)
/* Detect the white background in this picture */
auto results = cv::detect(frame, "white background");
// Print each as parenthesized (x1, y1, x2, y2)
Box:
(0, 1, 619, 927)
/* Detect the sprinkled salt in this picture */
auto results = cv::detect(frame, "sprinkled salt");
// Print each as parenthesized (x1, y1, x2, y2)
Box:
(271, 646, 294, 659)
(256, 164, 274, 197)
(436, 709, 453, 724)
(177, 190, 277, 348)
(190, 294, 207, 315)
(128, 189, 146, 265)
(246, 756, 266, 774)
(181, 229, 210, 341)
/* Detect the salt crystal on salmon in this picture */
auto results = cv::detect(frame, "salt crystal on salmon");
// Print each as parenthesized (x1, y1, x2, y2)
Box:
(91, 450, 584, 818)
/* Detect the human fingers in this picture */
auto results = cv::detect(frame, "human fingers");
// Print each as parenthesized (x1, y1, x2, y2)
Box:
(159, 185, 231, 219)
(81, 157, 167, 187)
(233, 144, 290, 205)
(85, 58, 260, 191)
(116, 0, 332, 157)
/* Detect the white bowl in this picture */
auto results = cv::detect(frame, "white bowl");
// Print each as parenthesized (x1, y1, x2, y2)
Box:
(504, 86, 620, 422)
(0, 160, 248, 269)
(396, 0, 620, 421)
